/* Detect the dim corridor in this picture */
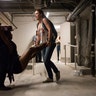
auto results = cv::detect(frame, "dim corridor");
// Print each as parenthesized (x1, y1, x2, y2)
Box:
(0, 61, 96, 96)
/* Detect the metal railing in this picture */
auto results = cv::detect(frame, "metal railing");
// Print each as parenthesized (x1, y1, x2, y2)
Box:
(64, 44, 77, 69)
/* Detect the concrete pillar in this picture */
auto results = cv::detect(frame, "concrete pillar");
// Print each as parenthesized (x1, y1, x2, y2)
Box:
(76, 18, 81, 66)
(70, 23, 76, 62)
(76, 16, 92, 67)
(91, 2, 96, 76)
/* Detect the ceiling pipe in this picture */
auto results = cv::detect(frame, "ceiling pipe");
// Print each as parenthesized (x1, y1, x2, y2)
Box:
(67, 0, 91, 22)
(33, 0, 45, 9)
(33, 0, 52, 9)
(1, 12, 17, 30)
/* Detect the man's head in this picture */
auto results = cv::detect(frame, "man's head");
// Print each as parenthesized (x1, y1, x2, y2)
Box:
(0, 26, 13, 40)
(0, 26, 13, 32)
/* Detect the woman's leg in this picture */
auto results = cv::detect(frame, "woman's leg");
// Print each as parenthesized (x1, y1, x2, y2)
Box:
(43, 43, 59, 79)
(19, 43, 47, 71)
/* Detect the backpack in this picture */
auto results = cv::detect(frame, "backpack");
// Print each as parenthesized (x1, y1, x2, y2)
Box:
(42, 18, 57, 42)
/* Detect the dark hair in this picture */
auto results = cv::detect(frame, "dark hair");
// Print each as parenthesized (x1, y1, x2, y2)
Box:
(35, 9, 45, 17)
(0, 26, 13, 40)
(0, 26, 13, 32)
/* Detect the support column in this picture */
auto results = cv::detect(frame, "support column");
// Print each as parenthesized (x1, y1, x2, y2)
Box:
(91, 0, 96, 77)
(70, 23, 76, 62)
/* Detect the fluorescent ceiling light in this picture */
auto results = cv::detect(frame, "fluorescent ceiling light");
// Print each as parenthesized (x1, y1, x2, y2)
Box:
(54, 25, 60, 29)
(46, 12, 49, 18)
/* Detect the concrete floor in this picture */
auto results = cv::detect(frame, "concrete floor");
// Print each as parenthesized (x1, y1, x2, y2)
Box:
(0, 61, 96, 96)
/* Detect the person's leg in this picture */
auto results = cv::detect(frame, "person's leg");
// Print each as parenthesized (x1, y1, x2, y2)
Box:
(43, 43, 60, 81)
(0, 70, 6, 87)
(19, 42, 47, 71)
(57, 45, 60, 61)
(0, 74, 12, 90)
(42, 47, 53, 80)
(0, 61, 12, 90)
(38, 51, 42, 62)
(36, 51, 41, 62)
(57, 47, 59, 61)
(36, 53, 38, 62)
(0, 46, 12, 90)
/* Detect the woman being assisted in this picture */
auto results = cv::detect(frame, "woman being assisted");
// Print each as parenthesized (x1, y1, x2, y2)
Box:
(0, 26, 47, 90)
(34, 9, 60, 83)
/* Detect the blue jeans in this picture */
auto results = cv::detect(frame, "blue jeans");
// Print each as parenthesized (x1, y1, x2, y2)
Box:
(42, 43, 59, 79)
(57, 44, 60, 61)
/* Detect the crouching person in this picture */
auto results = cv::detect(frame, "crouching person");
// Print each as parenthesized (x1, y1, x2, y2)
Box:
(0, 26, 47, 90)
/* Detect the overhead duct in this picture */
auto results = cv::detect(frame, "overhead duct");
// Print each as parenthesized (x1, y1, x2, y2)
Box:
(67, 0, 91, 22)
(54, 0, 79, 4)
(0, 12, 17, 29)
(33, 0, 45, 9)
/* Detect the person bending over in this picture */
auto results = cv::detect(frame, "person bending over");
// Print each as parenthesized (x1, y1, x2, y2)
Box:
(0, 26, 47, 90)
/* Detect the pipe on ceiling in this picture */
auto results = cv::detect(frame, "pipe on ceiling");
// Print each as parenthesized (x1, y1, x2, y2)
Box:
(33, 0, 52, 9)
(67, 0, 91, 22)
(1, 12, 17, 29)
(33, 0, 45, 9)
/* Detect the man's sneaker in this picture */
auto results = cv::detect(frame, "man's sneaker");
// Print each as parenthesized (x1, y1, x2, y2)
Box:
(56, 71, 60, 81)
(43, 78, 53, 83)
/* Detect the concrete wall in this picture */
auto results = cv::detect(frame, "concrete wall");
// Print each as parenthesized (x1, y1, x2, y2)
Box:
(11, 16, 71, 62)
(60, 22, 71, 62)
(13, 16, 37, 55)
